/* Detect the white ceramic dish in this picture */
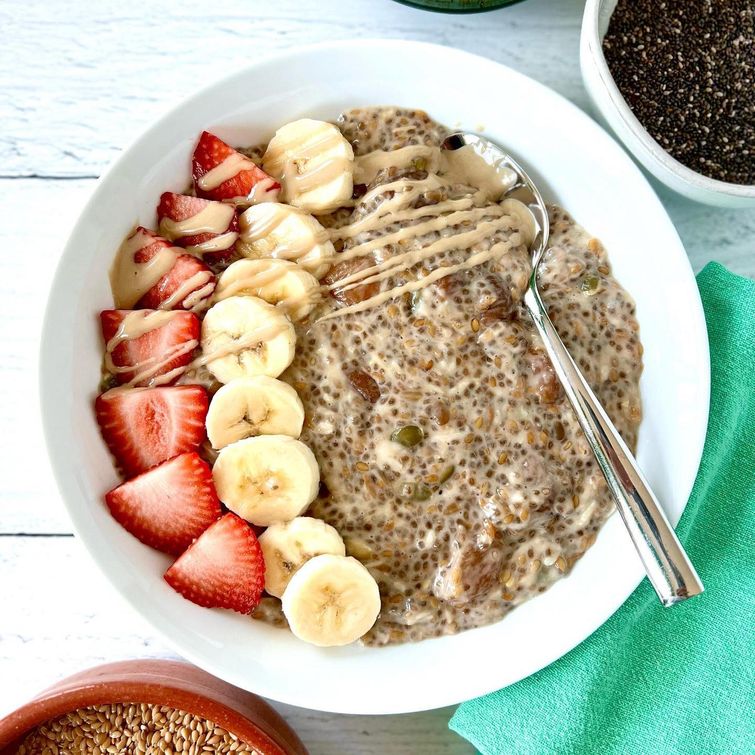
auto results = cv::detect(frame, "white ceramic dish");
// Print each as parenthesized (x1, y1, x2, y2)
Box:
(40, 40, 709, 714)
(581, 0, 755, 208)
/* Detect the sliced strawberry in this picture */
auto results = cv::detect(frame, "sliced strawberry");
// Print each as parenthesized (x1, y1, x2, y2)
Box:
(105, 452, 221, 555)
(96, 385, 208, 478)
(192, 131, 280, 202)
(157, 192, 239, 264)
(100, 309, 199, 386)
(164, 513, 265, 613)
(125, 227, 216, 311)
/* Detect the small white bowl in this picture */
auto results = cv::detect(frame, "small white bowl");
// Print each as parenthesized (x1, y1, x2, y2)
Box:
(580, 0, 755, 208)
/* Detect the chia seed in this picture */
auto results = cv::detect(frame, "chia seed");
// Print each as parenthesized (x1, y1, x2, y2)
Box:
(603, 0, 755, 185)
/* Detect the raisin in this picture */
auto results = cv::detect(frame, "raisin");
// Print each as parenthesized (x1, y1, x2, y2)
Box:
(347, 369, 380, 403)
(323, 256, 380, 306)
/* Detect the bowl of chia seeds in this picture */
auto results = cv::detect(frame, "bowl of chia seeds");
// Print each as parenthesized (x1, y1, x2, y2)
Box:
(580, 0, 755, 207)
(0, 660, 308, 755)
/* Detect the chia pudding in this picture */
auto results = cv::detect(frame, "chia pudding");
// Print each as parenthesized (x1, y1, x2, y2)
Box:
(96, 106, 643, 647)
(257, 107, 643, 645)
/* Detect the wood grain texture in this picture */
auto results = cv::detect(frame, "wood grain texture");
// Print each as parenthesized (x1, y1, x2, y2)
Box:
(0, 0, 753, 750)
(0, 0, 585, 177)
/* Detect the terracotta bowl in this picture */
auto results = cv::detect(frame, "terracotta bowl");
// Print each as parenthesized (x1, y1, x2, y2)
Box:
(0, 660, 308, 754)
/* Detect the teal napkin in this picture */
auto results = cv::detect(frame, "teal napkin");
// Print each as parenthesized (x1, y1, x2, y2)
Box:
(450, 263, 755, 755)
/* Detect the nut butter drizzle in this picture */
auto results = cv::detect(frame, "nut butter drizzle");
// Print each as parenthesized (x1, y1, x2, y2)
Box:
(106, 140, 527, 384)
(159, 202, 235, 237)
(197, 151, 252, 192)
(110, 229, 181, 309)
(242, 207, 330, 259)
(104, 310, 199, 387)
(263, 124, 351, 204)
(159, 202, 239, 256)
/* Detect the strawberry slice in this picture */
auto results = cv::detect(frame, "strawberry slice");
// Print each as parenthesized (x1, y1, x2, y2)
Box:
(164, 513, 265, 613)
(96, 385, 208, 478)
(100, 309, 199, 386)
(105, 452, 222, 555)
(126, 227, 216, 311)
(157, 193, 239, 264)
(192, 131, 280, 202)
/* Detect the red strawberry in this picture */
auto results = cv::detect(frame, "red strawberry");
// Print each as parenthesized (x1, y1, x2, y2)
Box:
(105, 452, 222, 555)
(192, 131, 280, 202)
(96, 385, 208, 478)
(125, 227, 216, 311)
(100, 309, 199, 386)
(157, 193, 239, 264)
(164, 513, 265, 613)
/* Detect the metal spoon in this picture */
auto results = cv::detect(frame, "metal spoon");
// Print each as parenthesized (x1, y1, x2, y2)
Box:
(442, 132, 704, 606)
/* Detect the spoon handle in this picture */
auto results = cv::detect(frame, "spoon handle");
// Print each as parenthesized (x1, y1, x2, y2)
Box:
(523, 283, 704, 606)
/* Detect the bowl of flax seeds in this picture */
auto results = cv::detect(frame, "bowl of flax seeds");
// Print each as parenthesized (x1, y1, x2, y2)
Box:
(0, 660, 308, 755)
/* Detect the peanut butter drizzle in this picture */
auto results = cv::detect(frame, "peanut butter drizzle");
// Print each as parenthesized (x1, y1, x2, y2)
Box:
(104, 310, 199, 387)
(329, 217, 517, 297)
(306, 143, 528, 322)
(241, 205, 329, 260)
(193, 319, 289, 369)
(160, 270, 215, 312)
(289, 157, 351, 194)
(335, 205, 509, 264)
(263, 123, 354, 205)
(197, 152, 253, 192)
(316, 241, 515, 324)
(159, 202, 235, 238)
(187, 231, 238, 255)
(214, 266, 293, 301)
(352, 144, 440, 185)
(110, 230, 181, 309)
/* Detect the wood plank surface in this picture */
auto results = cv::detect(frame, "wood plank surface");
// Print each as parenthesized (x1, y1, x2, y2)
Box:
(1, 0, 753, 750)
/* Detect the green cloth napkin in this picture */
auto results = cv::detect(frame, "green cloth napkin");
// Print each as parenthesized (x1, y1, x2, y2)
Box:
(450, 263, 755, 755)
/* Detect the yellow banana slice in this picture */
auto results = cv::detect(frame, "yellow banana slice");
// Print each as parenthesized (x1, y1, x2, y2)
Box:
(262, 119, 354, 214)
(212, 435, 319, 526)
(215, 258, 319, 322)
(259, 516, 346, 598)
(281, 554, 381, 647)
(238, 202, 335, 280)
(206, 376, 305, 449)
(201, 295, 296, 384)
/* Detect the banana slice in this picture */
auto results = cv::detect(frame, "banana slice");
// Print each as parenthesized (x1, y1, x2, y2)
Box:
(238, 203, 335, 280)
(282, 554, 381, 647)
(201, 295, 296, 383)
(212, 435, 320, 526)
(215, 259, 319, 322)
(259, 517, 346, 598)
(262, 119, 354, 214)
(206, 376, 305, 449)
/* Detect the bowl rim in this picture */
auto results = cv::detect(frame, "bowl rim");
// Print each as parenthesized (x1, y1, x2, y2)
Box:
(581, 0, 755, 198)
(38, 37, 710, 714)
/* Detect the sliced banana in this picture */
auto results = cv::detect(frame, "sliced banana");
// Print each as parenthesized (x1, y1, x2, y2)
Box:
(201, 295, 296, 383)
(215, 258, 319, 322)
(259, 517, 346, 598)
(238, 203, 335, 280)
(206, 376, 305, 449)
(262, 119, 354, 214)
(212, 435, 319, 526)
(282, 554, 381, 647)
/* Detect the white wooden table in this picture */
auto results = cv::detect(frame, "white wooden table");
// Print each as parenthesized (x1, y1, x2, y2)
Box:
(1, 0, 752, 751)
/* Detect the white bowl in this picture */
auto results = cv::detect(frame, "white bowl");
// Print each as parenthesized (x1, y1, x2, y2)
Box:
(40, 39, 710, 714)
(581, 0, 755, 208)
